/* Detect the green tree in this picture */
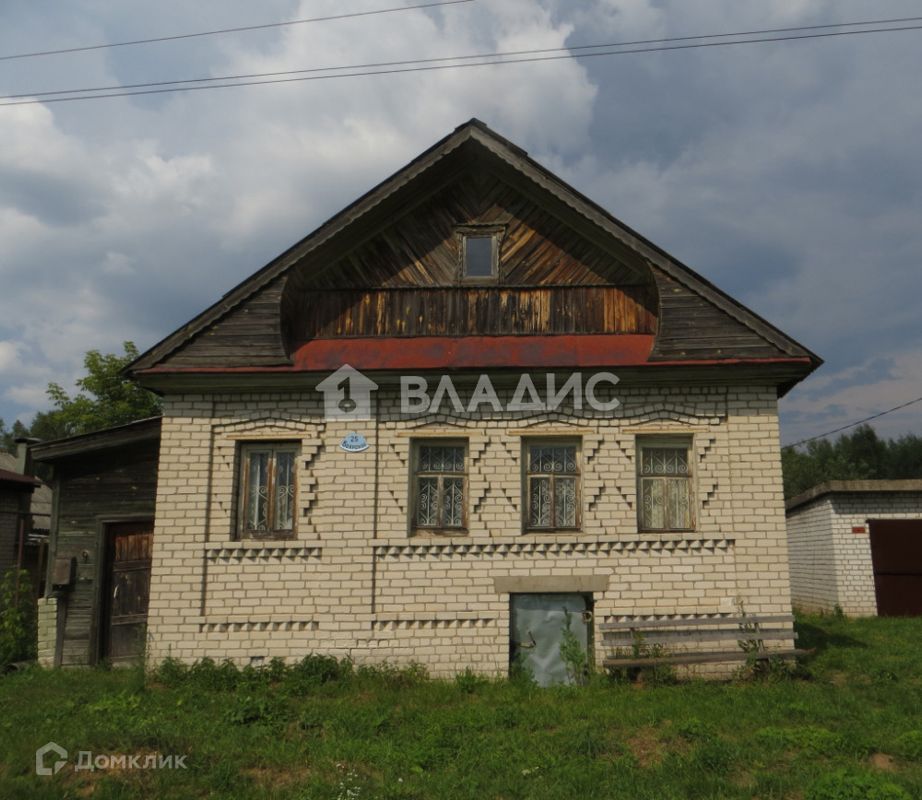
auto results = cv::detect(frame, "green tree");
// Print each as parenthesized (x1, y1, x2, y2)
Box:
(782, 424, 922, 498)
(0, 419, 31, 454)
(884, 433, 922, 479)
(1, 342, 160, 451)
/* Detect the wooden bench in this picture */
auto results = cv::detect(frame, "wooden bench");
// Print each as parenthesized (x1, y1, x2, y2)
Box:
(601, 614, 808, 669)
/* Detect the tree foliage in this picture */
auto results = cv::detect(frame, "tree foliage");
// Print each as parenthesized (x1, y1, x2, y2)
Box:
(0, 342, 160, 452)
(782, 424, 922, 498)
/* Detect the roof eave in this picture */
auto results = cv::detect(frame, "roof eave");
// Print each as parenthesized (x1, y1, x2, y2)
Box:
(30, 417, 163, 462)
(786, 479, 922, 513)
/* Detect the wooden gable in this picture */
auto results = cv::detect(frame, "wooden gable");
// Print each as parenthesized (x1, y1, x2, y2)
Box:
(131, 119, 820, 383)
(282, 170, 658, 346)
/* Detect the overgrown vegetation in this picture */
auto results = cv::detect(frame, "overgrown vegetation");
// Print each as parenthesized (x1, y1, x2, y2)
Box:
(2, 614, 921, 798)
(782, 423, 922, 499)
(606, 631, 677, 686)
(559, 611, 590, 685)
(0, 342, 160, 452)
(0, 568, 35, 668)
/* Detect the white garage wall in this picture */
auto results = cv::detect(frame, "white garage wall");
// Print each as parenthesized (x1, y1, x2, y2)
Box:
(787, 490, 922, 616)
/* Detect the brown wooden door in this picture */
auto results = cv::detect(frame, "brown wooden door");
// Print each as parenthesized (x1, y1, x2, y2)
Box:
(102, 521, 153, 663)
(869, 519, 922, 616)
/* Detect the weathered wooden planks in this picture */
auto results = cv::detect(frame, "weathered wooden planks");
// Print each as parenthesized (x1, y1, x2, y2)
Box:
(48, 441, 159, 666)
(603, 629, 798, 646)
(603, 648, 808, 668)
(601, 613, 801, 670)
(164, 277, 290, 368)
(650, 268, 791, 360)
(297, 173, 645, 291)
(300, 285, 657, 339)
(599, 614, 795, 631)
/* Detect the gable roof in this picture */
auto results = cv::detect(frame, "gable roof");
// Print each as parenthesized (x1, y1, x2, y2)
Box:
(129, 119, 821, 378)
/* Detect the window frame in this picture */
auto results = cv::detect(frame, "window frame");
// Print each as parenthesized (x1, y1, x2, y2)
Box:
(236, 441, 299, 540)
(636, 435, 696, 533)
(522, 438, 582, 533)
(410, 439, 469, 535)
(457, 225, 503, 283)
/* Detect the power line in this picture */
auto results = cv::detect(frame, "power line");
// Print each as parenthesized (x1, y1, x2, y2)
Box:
(0, 0, 475, 62)
(785, 395, 922, 448)
(2, 19, 921, 107)
(5, 15, 922, 102)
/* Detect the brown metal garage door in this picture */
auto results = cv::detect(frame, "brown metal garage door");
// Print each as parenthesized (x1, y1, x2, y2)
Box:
(869, 519, 922, 616)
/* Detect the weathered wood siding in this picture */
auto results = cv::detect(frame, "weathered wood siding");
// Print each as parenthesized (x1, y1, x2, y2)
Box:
(295, 174, 644, 290)
(0, 490, 21, 579)
(650, 268, 791, 360)
(148, 162, 795, 370)
(283, 173, 655, 346)
(161, 277, 289, 368)
(53, 441, 158, 666)
(304, 285, 656, 338)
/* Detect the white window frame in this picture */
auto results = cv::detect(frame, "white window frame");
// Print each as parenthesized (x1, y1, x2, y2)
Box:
(637, 435, 695, 532)
(523, 439, 582, 532)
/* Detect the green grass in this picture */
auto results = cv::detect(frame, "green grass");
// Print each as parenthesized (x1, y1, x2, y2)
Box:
(2, 615, 922, 799)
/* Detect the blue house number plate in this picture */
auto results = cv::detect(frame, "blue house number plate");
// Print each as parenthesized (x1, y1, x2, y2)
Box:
(340, 433, 369, 452)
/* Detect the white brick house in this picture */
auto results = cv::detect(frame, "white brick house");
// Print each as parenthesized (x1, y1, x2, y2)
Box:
(37, 120, 822, 677)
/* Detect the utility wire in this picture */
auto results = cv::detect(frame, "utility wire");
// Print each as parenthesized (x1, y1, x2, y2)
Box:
(785, 395, 922, 448)
(0, 0, 474, 62)
(4, 15, 922, 102)
(2, 20, 921, 107)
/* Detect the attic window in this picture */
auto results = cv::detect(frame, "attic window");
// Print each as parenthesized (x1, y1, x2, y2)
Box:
(459, 227, 501, 281)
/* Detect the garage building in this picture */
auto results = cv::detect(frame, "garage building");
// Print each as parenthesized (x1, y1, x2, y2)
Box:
(786, 480, 922, 616)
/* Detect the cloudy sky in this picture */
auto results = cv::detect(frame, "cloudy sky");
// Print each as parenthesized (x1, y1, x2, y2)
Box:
(1, 0, 920, 445)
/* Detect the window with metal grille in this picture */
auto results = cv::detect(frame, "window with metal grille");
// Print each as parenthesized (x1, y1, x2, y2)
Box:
(412, 441, 467, 532)
(524, 441, 581, 530)
(238, 443, 298, 539)
(637, 437, 694, 531)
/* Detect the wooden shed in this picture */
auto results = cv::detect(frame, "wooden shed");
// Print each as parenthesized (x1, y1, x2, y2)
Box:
(31, 418, 160, 667)
(0, 463, 40, 582)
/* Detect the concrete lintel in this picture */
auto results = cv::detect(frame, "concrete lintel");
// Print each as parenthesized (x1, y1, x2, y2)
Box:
(494, 575, 609, 594)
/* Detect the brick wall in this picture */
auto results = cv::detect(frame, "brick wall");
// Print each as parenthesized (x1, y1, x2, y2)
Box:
(787, 492, 922, 616)
(146, 381, 793, 675)
(786, 498, 838, 613)
(36, 596, 57, 667)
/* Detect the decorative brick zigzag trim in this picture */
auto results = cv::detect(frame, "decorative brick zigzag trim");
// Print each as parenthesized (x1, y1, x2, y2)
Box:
(199, 620, 319, 632)
(372, 618, 496, 631)
(601, 612, 735, 625)
(374, 538, 734, 559)
(206, 546, 322, 561)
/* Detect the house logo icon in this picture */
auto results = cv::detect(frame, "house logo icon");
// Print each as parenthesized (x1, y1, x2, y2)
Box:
(316, 364, 378, 421)
(35, 742, 68, 776)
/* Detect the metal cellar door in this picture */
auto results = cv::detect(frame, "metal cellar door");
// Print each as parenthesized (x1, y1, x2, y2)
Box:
(510, 593, 590, 686)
